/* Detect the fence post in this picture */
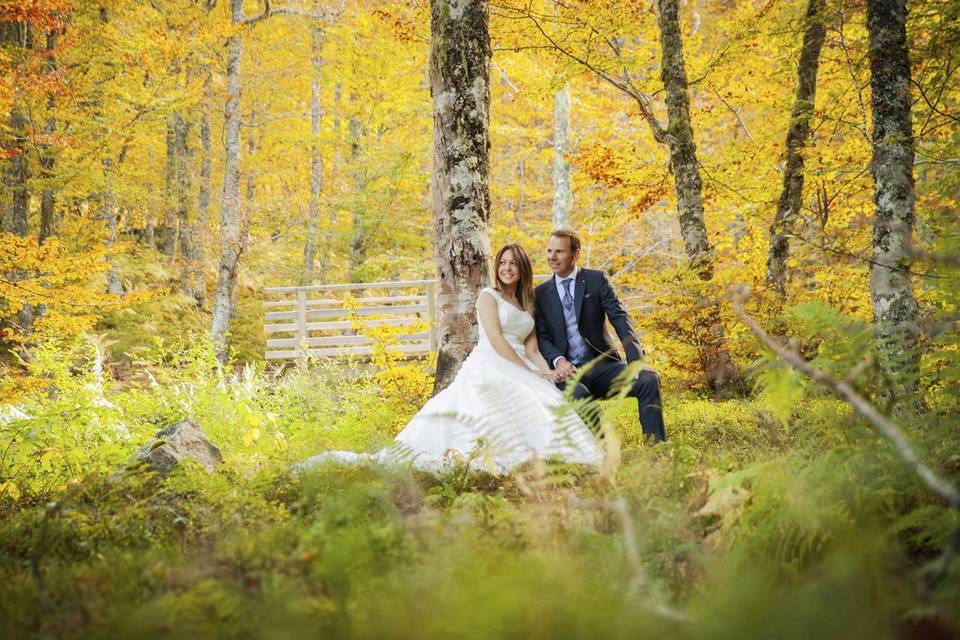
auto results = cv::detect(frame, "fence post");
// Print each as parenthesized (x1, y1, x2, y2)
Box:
(296, 289, 308, 356)
(426, 280, 438, 352)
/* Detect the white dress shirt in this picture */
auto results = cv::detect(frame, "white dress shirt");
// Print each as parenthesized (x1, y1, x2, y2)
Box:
(554, 267, 579, 303)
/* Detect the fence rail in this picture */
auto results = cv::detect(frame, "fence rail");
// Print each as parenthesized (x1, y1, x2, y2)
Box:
(263, 279, 437, 361)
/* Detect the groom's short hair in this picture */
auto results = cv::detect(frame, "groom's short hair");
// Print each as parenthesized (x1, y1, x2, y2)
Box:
(551, 229, 581, 254)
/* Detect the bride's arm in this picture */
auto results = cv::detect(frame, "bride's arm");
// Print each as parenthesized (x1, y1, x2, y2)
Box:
(523, 332, 553, 374)
(477, 291, 536, 370)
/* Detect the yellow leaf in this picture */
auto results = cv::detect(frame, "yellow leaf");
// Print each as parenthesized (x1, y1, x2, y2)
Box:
(0, 481, 20, 501)
(243, 428, 261, 446)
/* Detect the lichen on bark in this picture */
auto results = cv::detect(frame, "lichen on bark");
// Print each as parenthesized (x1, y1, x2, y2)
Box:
(429, 0, 492, 394)
(867, 0, 923, 411)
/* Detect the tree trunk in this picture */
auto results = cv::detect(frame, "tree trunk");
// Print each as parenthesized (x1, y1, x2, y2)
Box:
(8, 105, 35, 331)
(233, 109, 256, 323)
(103, 158, 124, 295)
(657, 0, 743, 396)
(198, 65, 212, 256)
(174, 112, 203, 304)
(144, 216, 156, 249)
(39, 28, 58, 246)
(246, 110, 257, 205)
(766, 0, 826, 297)
(317, 81, 343, 284)
(866, 0, 922, 410)
(429, 0, 493, 394)
(8, 112, 28, 238)
(302, 21, 325, 285)
(552, 83, 572, 229)
(161, 114, 178, 257)
(347, 114, 368, 281)
(210, 0, 245, 364)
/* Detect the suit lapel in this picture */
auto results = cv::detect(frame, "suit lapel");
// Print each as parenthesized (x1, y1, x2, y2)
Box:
(574, 270, 587, 321)
(546, 278, 565, 326)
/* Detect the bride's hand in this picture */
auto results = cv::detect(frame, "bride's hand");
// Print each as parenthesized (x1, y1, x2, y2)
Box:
(537, 370, 561, 383)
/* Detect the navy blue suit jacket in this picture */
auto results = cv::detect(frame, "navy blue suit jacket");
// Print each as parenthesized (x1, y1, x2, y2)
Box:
(534, 268, 643, 368)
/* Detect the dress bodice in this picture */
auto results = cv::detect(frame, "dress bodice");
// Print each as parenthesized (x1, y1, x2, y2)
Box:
(476, 287, 535, 354)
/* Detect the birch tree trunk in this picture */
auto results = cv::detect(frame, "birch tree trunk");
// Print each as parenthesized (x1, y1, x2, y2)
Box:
(766, 0, 826, 297)
(246, 110, 257, 205)
(867, 0, 923, 409)
(429, 0, 493, 393)
(210, 0, 245, 364)
(234, 109, 255, 322)
(552, 83, 572, 229)
(302, 22, 325, 285)
(657, 0, 743, 397)
(103, 158, 124, 295)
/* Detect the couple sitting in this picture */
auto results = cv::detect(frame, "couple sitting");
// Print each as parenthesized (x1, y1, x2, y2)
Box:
(306, 229, 666, 474)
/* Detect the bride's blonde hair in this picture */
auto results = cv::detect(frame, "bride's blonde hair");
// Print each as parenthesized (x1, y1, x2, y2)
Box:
(493, 243, 535, 313)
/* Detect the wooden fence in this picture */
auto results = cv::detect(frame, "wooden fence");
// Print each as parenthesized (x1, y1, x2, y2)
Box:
(263, 279, 437, 361)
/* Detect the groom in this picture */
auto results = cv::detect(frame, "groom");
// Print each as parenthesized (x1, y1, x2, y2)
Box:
(534, 229, 667, 443)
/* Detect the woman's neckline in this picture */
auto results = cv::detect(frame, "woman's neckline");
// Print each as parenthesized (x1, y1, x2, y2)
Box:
(490, 287, 526, 314)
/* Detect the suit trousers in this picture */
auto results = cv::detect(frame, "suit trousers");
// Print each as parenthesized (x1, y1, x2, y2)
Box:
(556, 359, 666, 443)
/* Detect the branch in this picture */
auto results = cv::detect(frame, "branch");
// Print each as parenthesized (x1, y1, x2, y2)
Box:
(782, 228, 952, 281)
(907, 248, 960, 267)
(709, 88, 753, 141)
(834, 8, 871, 146)
(242, 0, 339, 25)
(509, 4, 671, 144)
(729, 285, 960, 511)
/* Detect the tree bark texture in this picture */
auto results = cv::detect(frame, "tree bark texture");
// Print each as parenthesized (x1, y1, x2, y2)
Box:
(657, 0, 711, 274)
(429, 0, 493, 394)
(766, 0, 826, 297)
(552, 83, 572, 229)
(867, 0, 923, 408)
(103, 158, 123, 295)
(656, 0, 743, 396)
(210, 0, 245, 364)
(302, 22, 325, 285)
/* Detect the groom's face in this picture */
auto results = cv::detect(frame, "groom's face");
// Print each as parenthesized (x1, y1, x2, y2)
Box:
(547, 236, 579, 278)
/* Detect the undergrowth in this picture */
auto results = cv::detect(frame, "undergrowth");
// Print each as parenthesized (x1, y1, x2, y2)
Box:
(0, 334, 958, 639)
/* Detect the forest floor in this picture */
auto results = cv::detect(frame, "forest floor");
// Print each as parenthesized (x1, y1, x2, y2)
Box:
(1, 346, 959, 639)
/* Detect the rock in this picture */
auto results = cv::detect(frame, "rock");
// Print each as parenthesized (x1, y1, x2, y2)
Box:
(697, 485, 751, 546)
(132, 420, 223, 476)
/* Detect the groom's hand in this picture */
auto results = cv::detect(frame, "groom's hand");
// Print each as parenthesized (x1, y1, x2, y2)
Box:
(555, 358, 577, 381)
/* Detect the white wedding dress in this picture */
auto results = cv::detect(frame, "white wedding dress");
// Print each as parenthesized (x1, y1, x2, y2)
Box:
(298, 287, 603, 474)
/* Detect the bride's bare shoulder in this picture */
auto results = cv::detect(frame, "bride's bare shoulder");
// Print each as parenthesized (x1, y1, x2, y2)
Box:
(478, 287, 500, 300)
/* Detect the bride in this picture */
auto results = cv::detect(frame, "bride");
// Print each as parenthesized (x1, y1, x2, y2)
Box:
(298, 243, 603, 474)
